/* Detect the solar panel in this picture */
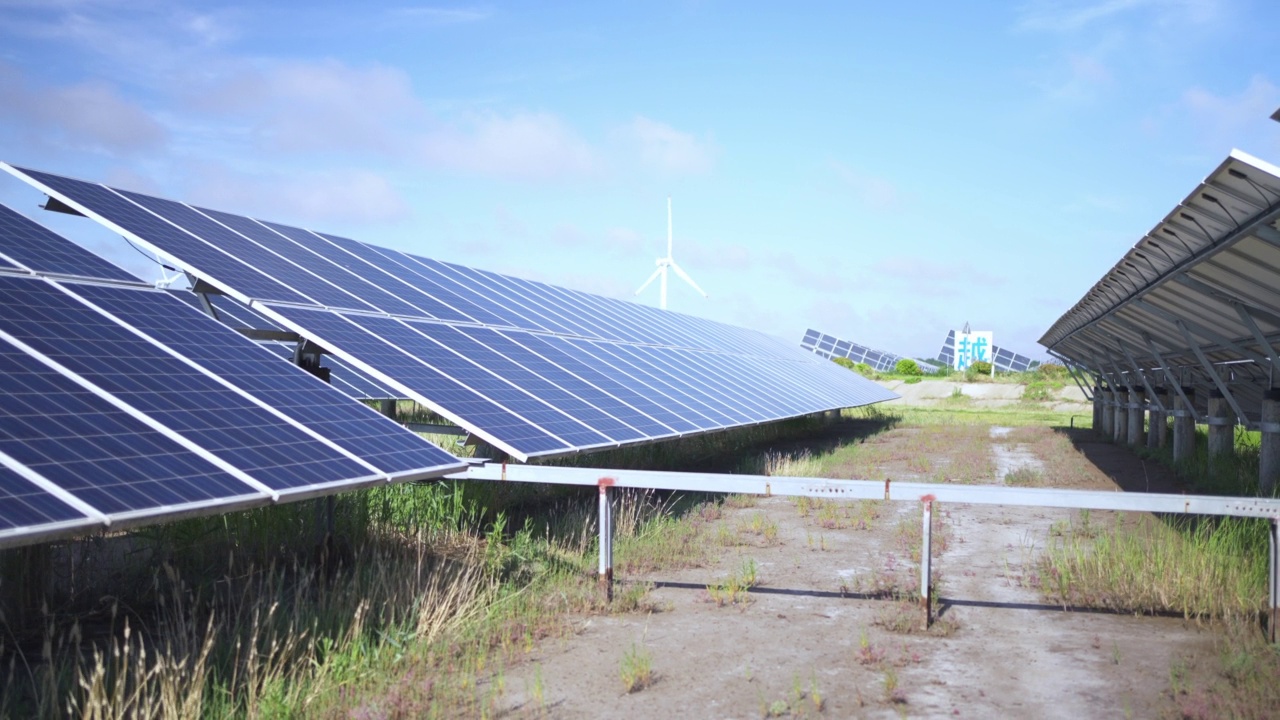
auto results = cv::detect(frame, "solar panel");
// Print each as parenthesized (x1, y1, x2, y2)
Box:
(800, 329, 934, 373)
(0, 463, 98, 546)
(66, 283, 457, 478)
(0, 202, 467, 549)
(0, 333, 266, 516)
(936, 331, 1039, 373)
(0, 203, 140, 282)
(2, 164, 898, 462)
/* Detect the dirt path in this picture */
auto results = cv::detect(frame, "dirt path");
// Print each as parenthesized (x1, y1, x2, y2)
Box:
(491, 424, 1215, 718)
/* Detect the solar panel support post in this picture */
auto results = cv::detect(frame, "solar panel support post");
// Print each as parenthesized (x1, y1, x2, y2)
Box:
(1100, 385, 1114, 438)
(1173, 387, 1197, 464)
(598, 481, 614, 603)
(920, 497, 933, 630)
(1111, 386, 1121, 443)
(1261, 391, 1280, 495)
(1127, 389, 1145, 448)
(1148, 388, 1168, 450)
(379, 399, 397, 421)
(1269, 518, 1278, 643)
(1207, 391, 1236, 466)
(1092, 386, 1103, 433)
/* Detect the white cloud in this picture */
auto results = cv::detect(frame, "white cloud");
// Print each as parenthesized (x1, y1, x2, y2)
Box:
(615, 116, 716, 174)
(0, 63, 166, 154)
(192, 59, 428, 157)
(384, 5, 494, 25)
(419, 112, 599, 181)
(828, 159, 900, 210)
(1182, 75, 1280, 149)
(186, 164, 410, 225)
(1015, 0, 1219, 33)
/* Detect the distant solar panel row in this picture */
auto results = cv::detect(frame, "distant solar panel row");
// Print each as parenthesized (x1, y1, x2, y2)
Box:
(4, 165, 896, 462)
(936, 330, 1039, 372)
(800, 329, 935, 374)
(0, 204, 462, 548)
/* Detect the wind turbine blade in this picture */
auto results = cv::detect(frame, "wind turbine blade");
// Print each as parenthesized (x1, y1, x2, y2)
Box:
(635, 267, 663, 296)
(669, 261, 709, 298)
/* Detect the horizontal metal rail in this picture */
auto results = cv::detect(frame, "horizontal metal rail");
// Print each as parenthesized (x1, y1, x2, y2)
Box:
(452, 463, 1280, 637)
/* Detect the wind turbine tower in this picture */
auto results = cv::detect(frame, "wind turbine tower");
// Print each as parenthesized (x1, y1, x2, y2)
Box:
(635, 197, 709, 310)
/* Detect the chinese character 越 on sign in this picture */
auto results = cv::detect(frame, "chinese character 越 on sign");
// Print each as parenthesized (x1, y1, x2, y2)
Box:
(953, 331, 993, 370)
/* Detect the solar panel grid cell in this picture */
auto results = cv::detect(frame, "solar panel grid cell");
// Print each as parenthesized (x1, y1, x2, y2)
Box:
(265, 305, 570, 454)
(13, 168, 311, 305)
(0, 334, 261, 514)
(0, 463, 91, 535)
(0, 204, 139, 282)
(68, 285, 457, 476)
(0, 278, 375, 491)
(122, 191, 383, 314)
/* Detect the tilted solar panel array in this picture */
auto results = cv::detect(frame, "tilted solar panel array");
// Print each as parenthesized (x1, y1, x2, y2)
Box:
(166, 290, 403, 400)
(800, 329, 936, 374)
(4, 164, 896, 461)
(0, 203, 463, 549)
(936, 330, 1039, 372)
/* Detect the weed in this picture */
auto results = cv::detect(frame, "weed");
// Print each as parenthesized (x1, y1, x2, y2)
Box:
(619, 642, 654, 693)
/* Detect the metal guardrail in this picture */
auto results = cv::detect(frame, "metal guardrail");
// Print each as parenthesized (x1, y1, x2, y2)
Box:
(452, 463, 1280, 638)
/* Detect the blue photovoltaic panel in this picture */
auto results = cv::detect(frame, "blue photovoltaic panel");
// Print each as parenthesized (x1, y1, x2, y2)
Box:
(266, 304, 572, 455)
(0, 203, 140, 282)
(407, 321, 646, 443)
(0, 334, 262, 515)
(8, 167, 313, 305)
(4, 165, 899, 461)
(454, 326, 677, 439)
(65, 284, 460, 477)
(0, 276, 375, 491)
(0, 464, 90, 535)
(346, 315, 613, 449)
(119, 190, 384, 313)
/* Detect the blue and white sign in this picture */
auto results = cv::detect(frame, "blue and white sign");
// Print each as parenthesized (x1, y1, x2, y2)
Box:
(953, 331, 993, 370)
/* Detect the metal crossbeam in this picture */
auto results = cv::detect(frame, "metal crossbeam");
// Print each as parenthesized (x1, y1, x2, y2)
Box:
(453, 463, 1280, 634)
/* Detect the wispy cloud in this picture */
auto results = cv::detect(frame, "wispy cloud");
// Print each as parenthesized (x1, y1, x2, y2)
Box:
(615, 116, 716, 174)
(0, 62, 166, 154)
(828, 160, 900, 210)
(385, 5, 493, 25)
(1182, 74, 1279, 149)
(1014, 0, 1219, 33)
(186, 164, 410, 225)
(419, 112, 599, 180)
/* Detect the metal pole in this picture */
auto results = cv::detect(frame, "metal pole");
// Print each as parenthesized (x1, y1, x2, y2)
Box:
(1271, 518, 1278, 643)
(598, 482, 614, 602)
(921, 498, 933, 630)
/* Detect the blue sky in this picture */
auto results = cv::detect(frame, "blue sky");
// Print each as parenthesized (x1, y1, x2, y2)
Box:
(1, 1, 1277, 361)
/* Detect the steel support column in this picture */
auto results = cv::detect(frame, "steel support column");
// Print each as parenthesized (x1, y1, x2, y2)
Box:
(1173, 386, 1196, 465)
(1261, 390, 1280, 495)
(598, 482, 614, 602)
(921, 497, 933, 630)
(1128, 388, 1145, 447)
(1206, 391, 1236, 466)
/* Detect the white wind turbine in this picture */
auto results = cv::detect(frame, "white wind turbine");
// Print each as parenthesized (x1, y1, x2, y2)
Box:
(635, 197, 709, 310)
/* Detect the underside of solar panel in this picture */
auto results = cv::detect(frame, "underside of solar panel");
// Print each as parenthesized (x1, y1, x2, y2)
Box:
(1, 163, 896, 463)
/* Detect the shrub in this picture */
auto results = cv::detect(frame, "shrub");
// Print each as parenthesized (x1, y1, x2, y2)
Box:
(1037, 363, 1066, 379)
(1022, 381, 1054, 402)
(893, 358, 922, 376)
(853, 362, 875, 378)
(831, 357, 856, 370)
(968, 360, 993, 375)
